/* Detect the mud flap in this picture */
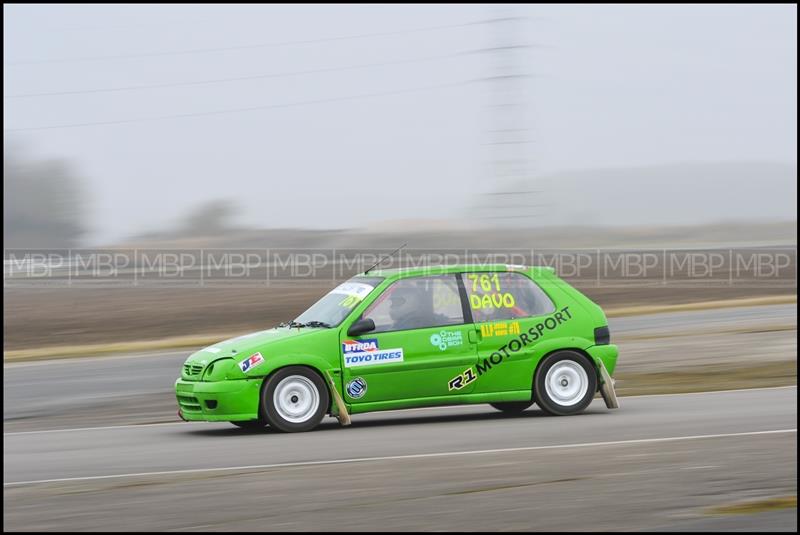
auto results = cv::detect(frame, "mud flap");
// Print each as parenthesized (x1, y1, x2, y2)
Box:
(597, 359, 620, 409)
(324, 370, 351, 426)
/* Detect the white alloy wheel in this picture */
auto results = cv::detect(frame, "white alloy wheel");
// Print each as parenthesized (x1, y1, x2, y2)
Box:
(273, 375, 320, 423)
(544, 360, 589, 407)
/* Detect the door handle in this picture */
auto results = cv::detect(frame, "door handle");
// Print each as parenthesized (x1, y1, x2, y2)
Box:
(468, 329, 478, 344)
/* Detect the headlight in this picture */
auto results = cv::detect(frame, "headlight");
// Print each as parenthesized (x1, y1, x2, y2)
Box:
(202, 358, 235, 381)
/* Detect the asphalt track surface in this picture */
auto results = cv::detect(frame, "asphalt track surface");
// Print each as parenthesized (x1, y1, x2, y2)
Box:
(3, 304, 797, 531)
(3, 388, 797, 531)
(4, 304, 796, 427)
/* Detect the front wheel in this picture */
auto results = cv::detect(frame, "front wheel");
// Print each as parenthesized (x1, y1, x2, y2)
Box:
(534, 351, 597, 416)
(262, 366, 330, 432)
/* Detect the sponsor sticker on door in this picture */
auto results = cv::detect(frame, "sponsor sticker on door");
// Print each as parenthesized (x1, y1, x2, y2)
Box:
(346, 377, 368, 399)
(344, 348, 404, 367)
(430, 330, 464, 351)
(342, 338, 379, 354)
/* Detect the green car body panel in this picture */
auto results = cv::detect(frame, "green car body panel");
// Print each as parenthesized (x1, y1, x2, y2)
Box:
(175, 264, 618, 423)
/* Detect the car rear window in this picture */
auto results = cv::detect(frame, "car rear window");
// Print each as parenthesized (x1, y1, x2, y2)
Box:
(461, 272, 555, 322)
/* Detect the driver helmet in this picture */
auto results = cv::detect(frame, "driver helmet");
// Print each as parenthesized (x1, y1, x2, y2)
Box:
(388, 284, 426, 322)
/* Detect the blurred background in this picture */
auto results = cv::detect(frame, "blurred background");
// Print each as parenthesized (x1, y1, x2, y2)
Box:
(3, 4, 797, 531)
(4, 3, 797, 245)
(3, 3, 796, 349)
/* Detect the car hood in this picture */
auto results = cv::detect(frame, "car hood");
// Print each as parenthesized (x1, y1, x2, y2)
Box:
(183, 327, 324, 366)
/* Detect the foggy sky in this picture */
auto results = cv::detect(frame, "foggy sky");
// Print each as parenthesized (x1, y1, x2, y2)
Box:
(3, 4, 797, 244)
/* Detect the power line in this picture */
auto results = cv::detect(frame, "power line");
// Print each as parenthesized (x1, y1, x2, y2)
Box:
(5, 17, 524, 66)
(4, 52, 465, 99)
(4, 80, 476, 132)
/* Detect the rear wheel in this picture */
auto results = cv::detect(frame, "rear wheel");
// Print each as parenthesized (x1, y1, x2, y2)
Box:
(262, 366, 330, 433)
(489, 401, 533, 414)
(534, 351, 597, 416)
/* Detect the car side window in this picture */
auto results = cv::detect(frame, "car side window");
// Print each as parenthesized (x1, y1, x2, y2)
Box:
(461, 272, 555, 322)
(361, 275, 464, 333)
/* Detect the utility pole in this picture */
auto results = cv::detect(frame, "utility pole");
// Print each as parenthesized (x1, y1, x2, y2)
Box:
(475, 7, 541, 226)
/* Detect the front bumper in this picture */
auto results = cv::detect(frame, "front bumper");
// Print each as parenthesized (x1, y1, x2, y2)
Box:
(175, 378, 262, 422)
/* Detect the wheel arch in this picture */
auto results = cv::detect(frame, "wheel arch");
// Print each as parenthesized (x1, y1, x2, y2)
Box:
(259, 362, 336, 414)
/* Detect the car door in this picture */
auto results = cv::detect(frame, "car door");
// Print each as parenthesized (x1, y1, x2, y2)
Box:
(460, 271, 557, 394)
(340, 274, 479, 404)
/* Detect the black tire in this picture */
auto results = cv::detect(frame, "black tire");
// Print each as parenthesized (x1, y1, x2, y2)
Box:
(262, 366, 330, 433)
(534, 350, 597, 416)
(230, 419, 267, 429)
(489, 401, 533, 414)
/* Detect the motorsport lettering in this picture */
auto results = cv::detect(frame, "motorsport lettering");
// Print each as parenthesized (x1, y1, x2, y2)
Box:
(448, 306, 573, 389)
(478, 306, 573, 375)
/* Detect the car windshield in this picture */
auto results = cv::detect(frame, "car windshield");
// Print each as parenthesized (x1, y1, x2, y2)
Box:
(293, 277, 384, 327)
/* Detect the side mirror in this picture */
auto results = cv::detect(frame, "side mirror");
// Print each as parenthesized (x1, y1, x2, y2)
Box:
(347, 318, 375, 337)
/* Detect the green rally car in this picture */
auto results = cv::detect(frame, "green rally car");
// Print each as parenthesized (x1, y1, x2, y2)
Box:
(175, 264, 619, 432)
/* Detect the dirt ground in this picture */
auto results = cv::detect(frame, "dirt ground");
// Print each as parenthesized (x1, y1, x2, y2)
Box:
(3, 283, 794, 351)
(5, 238, 796, 350)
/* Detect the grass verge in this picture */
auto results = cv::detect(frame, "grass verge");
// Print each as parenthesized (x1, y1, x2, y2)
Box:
(605, 295, 796, 318)
(705, 495, 796, 516)
(613, 361, 797, 396)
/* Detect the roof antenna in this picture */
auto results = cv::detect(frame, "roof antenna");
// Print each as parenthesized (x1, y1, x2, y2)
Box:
(364, 243, 407, 274)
